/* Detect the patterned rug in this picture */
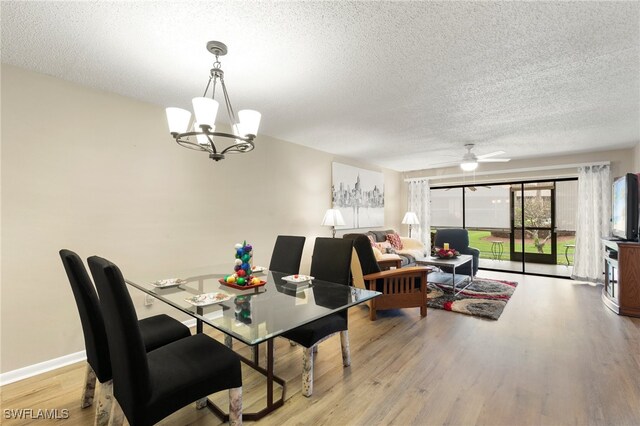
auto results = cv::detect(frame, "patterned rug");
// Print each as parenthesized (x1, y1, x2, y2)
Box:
(427, 277, 518, 320)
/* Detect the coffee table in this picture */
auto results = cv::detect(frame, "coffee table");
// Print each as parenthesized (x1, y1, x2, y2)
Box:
(415, 254, 474, 295)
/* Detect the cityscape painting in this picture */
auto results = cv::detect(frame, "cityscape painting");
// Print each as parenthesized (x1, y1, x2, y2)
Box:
(332, 162, 384, 229)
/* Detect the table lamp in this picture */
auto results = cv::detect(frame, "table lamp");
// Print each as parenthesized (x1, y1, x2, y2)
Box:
(401, 212, 420, 238)
(321, 209, 345, 238)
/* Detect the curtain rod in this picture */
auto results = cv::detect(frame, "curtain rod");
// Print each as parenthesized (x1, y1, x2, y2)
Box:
(403, 161, 611, 183)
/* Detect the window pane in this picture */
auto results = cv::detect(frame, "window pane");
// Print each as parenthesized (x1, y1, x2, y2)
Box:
(430, 188, 463, 227)
(465, 186, 510, 229)
(555, 180, 577, 271)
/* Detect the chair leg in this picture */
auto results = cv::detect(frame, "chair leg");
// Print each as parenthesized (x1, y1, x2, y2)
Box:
(108, 398, 124, 426)
(229, 387, 243, 426)
(195, 398, 207, 410)
(94, 380, 113, 426)
(369, 300, 377, 321)
(81, 363, 97, 408)
(340, 330, 351, 367)
(302, 346, 314, 397)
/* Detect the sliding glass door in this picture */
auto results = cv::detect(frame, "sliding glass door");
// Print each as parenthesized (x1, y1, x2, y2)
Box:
(511, 182, 557, 265)
(430, 178, 577, 278)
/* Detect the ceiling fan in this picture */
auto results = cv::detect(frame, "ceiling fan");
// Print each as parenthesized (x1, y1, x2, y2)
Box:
(460, 144, 511, 171)
(431, 144, 511, 171)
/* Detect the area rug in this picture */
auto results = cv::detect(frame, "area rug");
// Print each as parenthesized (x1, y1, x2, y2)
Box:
(427, 277, 518, 320)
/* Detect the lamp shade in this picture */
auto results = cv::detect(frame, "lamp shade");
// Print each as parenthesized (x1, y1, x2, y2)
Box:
(192, 97, 219, 127)
(166, 107, 192, 134)
(237, 109, 262, 136)
(401, 212, 420, 225)
(321, 209, 345, 227)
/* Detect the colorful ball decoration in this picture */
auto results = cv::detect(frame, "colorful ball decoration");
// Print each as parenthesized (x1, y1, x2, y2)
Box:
(228, 241, 254, 286)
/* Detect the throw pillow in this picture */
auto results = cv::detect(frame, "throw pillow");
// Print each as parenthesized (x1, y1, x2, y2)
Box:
(386, 233, 404, 250)
(367, 235, 376, 247)
(375, 241, 392, 252)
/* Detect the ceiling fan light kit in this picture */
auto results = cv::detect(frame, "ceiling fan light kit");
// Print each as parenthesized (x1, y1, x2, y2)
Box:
(460, 160, 479, 171)
(458, 144, 511, 171)
(165, 41, 261, 162)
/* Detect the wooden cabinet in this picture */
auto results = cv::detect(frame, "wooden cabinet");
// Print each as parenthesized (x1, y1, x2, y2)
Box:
(602, 239, 640, 317)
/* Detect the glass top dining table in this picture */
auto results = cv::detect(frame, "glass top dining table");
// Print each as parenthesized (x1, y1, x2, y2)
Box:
(125, 267, 380, 346)
(125, 266, 380, 420)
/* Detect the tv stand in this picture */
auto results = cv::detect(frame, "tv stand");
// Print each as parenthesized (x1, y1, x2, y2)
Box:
(602, 239, 640, 317)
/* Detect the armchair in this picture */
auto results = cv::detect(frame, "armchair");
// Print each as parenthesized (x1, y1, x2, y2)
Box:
(433, 228, 479, 276)
(344, 235, 431, 320)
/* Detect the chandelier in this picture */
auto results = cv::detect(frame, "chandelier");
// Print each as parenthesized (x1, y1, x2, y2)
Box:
(165, 41, 261, 161)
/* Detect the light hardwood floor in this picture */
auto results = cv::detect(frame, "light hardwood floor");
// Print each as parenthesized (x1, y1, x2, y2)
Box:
(2, 271, 640, 425)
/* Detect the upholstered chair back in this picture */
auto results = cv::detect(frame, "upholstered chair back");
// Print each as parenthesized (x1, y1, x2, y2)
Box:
(60, 249, 112, 383)
(88, 256, 152, 420)
(269, 235, 306, 275)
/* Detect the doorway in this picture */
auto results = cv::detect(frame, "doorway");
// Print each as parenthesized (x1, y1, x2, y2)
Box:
(510, 182, 557, 265)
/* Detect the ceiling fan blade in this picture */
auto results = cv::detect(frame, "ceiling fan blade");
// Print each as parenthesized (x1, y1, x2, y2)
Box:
(426, 160, 460, 168)
(478, 158, 510, 162)
(476, 150, 505, 159)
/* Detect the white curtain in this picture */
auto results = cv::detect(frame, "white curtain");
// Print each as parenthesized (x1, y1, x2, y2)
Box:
(572, 164, 611, 283)
(407, 179, 431, 251)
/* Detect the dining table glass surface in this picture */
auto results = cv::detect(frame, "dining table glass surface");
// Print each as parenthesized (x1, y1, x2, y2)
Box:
(125, 267, 380, 347)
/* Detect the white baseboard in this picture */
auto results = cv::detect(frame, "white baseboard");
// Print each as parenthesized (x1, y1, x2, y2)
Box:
(0, 318, 197, 386)
(0, 350, 87, 386)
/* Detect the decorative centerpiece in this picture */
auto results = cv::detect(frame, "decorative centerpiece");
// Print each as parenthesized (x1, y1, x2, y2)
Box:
(434, 247, 460, 259)
(220, 241, 266, 289)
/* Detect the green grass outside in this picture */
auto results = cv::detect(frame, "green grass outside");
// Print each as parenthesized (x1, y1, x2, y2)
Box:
(466, 230, 576, 266)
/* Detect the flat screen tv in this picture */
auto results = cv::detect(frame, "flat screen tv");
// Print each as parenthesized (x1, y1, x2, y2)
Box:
(611, 173, 639, 241)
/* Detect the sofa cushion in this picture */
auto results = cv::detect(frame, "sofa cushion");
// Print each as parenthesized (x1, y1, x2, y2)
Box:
(369, 230, 395, 242)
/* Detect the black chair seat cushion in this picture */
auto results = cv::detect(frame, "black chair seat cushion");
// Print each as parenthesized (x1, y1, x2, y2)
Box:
(142, 334, 242, 426)
(138, 314, 191, 353)
(281, 313, 346, 348)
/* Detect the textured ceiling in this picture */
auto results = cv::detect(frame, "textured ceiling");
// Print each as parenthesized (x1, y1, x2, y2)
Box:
(2, 1, 639, 172)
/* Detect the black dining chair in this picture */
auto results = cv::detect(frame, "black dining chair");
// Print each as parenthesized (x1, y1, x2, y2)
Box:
(60, 249, 192, 424)
(87, 255, 243, 426)
(281, 237, 353, 397)
(268, 235, 306, 275)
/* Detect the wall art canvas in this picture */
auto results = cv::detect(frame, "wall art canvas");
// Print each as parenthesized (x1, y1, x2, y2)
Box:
(332, 162, 384, 229)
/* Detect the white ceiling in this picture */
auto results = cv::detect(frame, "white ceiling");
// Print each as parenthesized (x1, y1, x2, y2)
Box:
(2, 1, 639, 172)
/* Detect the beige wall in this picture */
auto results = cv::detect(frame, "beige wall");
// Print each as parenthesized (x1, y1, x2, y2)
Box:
(0, 65, 401, 373)
(634, 141, 640, 171)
